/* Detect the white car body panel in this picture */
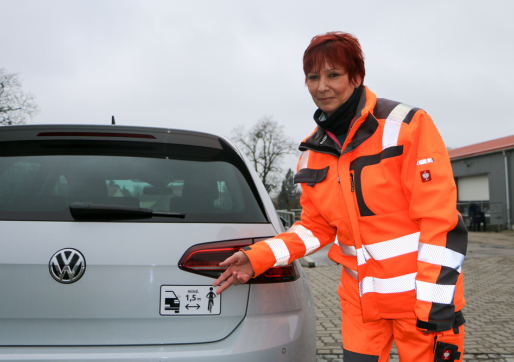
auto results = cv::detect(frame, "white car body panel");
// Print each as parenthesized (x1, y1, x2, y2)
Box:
(0, 125, 316, 361)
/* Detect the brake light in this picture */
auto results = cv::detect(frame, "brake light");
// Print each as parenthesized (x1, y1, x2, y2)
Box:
(178, 240, 251, 278)
(37, 132, 156, 139)
(178, 239, 299, 284)
(253, 263, 298, 284)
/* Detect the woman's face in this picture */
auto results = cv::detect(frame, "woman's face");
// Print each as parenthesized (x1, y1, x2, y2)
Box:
(306, 63, 361, 116)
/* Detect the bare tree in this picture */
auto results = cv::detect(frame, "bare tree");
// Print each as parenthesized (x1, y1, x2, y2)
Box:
(0, 68, 39, 125)
(276, 168, 301, 211)
(232, 116, 298, 193)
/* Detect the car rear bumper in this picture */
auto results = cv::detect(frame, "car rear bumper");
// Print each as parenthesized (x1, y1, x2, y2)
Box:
(0, 313, 313, 362)
(0, 276, 316, 362)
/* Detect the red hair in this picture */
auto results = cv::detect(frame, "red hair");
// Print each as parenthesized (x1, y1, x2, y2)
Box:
(303, 31, 365, 86)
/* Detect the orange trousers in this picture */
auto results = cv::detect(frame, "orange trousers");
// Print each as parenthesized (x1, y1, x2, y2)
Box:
(340, 293, 465, 362)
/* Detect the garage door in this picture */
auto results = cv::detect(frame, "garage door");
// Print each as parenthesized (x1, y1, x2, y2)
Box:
(457, 174, 490, 201)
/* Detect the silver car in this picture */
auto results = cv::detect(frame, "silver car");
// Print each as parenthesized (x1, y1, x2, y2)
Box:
(0, 125, 315, 361)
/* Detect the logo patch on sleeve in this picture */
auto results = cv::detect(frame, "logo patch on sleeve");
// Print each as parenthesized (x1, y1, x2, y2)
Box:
(420, 170, 431, 182)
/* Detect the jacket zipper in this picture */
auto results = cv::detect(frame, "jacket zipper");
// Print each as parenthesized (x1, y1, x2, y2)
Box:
(350, 173, 354, 192)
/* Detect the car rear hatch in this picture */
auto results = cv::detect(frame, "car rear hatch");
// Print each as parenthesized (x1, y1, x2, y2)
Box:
(0, 126, 276, 346)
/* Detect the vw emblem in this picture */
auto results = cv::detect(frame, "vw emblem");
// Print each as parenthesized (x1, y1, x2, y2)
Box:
(49, 248, 86, 284)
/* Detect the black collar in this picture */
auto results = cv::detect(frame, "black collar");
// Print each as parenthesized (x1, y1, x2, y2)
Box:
(313, 86, 363, 136)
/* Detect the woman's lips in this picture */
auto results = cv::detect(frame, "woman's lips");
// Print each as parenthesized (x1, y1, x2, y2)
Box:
(318, 97, 334, 103)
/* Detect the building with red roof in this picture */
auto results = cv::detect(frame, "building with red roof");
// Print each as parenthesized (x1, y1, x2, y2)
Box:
(449, 135, 513, 231)
(448, 135, 514, 161)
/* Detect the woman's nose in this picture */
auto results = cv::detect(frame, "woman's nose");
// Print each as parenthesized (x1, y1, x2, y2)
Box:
(318, 76, 329, 92)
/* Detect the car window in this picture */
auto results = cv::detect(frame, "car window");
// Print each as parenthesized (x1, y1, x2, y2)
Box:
(0, 140, 268, 223)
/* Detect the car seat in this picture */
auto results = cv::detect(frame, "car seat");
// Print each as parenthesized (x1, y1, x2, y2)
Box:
(169, 178, 219, 214)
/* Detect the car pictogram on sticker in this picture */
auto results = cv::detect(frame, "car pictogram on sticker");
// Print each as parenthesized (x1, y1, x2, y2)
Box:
(164, 290, 180, 313)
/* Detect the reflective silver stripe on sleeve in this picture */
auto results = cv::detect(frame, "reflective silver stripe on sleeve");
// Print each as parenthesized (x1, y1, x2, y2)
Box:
(340, 244, 356, 257)
(298, 151, 310, 170)
(415, 280, 455, 305)
(264, 239, 290, 266)
(334, 239, 340, 246)
(416, 158, 434, 166)
(418, 243, 465, 271)
(344, 266, 358, 281)
(382, 103, 413, 150)
(359, 272, 417, 297)
(364, 232, 420, 261)
(287, 224, 320, 256)
(356, 247, 370, 266)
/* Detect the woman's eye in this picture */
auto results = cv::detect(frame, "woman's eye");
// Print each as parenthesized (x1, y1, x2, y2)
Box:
(329, 73, 339, 78)
(308, 75, 319, 80)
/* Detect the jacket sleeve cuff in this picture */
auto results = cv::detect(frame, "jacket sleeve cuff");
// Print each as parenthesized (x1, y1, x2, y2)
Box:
(416, 318, 454, 332)
(241, 243, 277, 278)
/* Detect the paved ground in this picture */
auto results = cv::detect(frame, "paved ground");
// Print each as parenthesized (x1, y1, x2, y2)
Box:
(303, 230, 514, 362)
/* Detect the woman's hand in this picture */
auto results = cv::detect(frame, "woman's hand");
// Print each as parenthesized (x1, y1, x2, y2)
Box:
(213, 251, 255, 294)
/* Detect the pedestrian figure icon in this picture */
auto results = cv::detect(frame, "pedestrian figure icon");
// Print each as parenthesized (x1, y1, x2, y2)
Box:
(206, 287, 216, 313)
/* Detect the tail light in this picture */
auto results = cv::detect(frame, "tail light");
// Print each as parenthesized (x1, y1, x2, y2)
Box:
(178, 239, 299, 284)
(178, 239, 250, 279)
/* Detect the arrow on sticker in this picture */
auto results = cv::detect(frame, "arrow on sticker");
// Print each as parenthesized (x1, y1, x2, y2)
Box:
(186, 304, 200, 310)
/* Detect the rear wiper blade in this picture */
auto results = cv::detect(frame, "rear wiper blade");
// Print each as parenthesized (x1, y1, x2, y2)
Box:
(69, 202, 185, 220)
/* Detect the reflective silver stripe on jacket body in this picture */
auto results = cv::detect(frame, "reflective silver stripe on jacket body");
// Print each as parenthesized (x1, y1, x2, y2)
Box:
(265, 239, 290, 266)
(298, 151, 309, 170)
(349, 232, 421, 297)
(356, 247, 370, 266)
(358, 270, 457, 304)
(359, 272, 417, 297)
(287, 224, 320, 256)
(365, 231, 420, 261)
(344, 266, 358, 281)
(340, 243, 356, 257)
(418, 243, 465, 273)
(355, 232, 420, 266)
(382, 103, 414, 150)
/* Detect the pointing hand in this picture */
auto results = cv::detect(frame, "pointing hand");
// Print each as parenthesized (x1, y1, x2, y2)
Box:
(213, 251, 255, 294)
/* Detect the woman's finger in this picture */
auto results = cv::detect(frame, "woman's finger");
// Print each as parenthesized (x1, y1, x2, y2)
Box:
(232, 272, 240, 286)
(213, 267, 233, 287)
(218, 253, 240, 267)
(238, 272, 251, 284)
(215, 275, 234, 294)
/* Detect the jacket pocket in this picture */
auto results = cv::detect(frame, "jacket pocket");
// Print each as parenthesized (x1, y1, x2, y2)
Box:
(294, 167, 329, 187)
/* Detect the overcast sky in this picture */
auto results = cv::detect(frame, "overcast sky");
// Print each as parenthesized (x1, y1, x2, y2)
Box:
(1, 0, 513, 171)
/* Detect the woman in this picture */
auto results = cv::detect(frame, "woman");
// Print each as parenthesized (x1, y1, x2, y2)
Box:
(214, 32, 467, 362)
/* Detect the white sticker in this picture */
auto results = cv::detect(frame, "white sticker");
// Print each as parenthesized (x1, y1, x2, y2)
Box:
(160, 285, 221, 316)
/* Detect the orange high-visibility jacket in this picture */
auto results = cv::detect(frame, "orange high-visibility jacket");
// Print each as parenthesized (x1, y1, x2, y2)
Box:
(243, 87, 467, 331)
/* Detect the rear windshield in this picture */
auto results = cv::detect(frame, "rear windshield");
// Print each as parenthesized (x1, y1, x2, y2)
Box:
(0, 139, 268, 223)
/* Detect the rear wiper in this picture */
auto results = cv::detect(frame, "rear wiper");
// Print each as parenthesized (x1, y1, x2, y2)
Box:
(69, 202, 185, 220)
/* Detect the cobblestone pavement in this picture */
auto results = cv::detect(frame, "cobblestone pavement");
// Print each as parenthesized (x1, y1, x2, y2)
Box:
(304, 231, 514, 361)
(315, 354, 514, 362)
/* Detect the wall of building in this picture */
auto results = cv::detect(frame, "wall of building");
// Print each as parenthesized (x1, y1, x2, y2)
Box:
(450, 149, 513, 230)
